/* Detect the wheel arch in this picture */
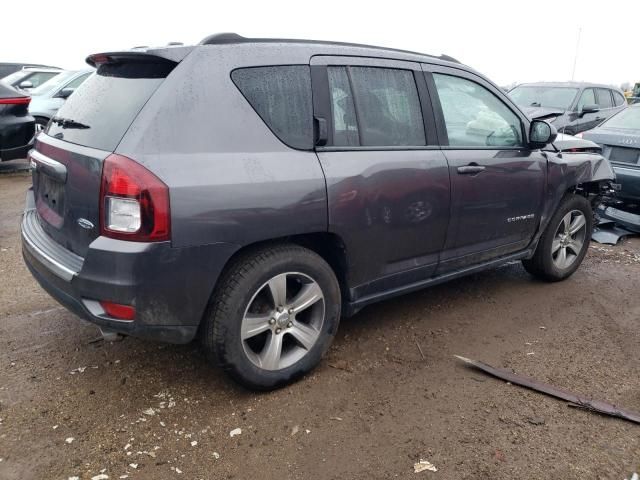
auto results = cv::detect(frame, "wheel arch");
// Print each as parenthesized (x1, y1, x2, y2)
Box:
(202, 232, 351, 324)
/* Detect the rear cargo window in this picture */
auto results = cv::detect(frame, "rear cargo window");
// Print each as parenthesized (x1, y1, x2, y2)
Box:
(45, 61, 173, 151)
(231, 66, 313, 150)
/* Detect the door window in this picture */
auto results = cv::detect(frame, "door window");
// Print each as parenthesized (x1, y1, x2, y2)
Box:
(596, 88, 613, 109)
(577, 88, 596, 110)
(22, 71, 59, 88)
(327, 67, 359, 146)
(326, 66, 426, 147)
(433, 74, 523, 147)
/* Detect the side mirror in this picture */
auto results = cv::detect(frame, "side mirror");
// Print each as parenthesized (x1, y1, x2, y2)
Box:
(19, 80, 33, 89)
(529, 119, 557, 148)
(579, 104, 600, 117)
(55, 88, 75, 99)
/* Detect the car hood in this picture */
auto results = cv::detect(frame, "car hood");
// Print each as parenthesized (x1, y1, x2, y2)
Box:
(521, 106, 566, 120)
(550, 133, 601, 152)
(582, 127, 640, 149)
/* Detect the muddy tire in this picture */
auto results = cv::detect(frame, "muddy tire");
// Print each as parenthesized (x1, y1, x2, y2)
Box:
(201, 244, 341, 390)
(522, 194, 592, 282)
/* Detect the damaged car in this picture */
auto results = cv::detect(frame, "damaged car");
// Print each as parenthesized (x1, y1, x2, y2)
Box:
(582, 104, 640, 231)
(509, 82, 627, 135)
(22, 34, 616, 390)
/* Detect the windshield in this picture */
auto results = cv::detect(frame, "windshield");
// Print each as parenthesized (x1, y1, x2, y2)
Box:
(509, 86, 578, 110)
(603, 107, 640, 130)
(30, 71, 76, 96)
(0, 71, 25, 85)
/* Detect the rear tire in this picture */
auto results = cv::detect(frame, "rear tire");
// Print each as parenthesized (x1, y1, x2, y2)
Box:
(201, 244, 341, 390)
(522, 194, 592, 281)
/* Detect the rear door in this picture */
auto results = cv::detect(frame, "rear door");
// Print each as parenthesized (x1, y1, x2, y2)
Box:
(31, 57, 176, 257)
(310, 56, 451, 298)
(424, 65, 546, 273)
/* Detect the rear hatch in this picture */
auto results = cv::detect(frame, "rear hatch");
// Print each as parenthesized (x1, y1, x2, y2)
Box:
(31, 52, 180, 257)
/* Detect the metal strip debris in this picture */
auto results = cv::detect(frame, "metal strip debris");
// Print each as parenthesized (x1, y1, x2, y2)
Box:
(455, 355, 640, 425)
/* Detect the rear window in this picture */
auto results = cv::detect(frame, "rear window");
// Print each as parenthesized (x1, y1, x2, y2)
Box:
(46, 61, 173, 151)
(231, 66, 313, 150)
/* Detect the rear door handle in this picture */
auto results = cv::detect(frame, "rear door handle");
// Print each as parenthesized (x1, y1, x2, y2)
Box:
(457, 165, 486, 174)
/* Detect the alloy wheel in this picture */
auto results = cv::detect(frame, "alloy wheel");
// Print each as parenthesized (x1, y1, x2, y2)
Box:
(241, 272, 325, 371)
(551, 209, 587, 269)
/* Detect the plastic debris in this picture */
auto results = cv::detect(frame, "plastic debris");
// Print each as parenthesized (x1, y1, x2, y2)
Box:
(191, 441, 198, 447)
(455, 355, 640, 424)
(213, 452, 220, 459)
(414, 459, 438, 473)
(91, 475, 109, 480)
(291, 425, 299, 436)
(65, 437, 75, 444)
(229, 428, 242, 437)
(129, 463, 137, 469)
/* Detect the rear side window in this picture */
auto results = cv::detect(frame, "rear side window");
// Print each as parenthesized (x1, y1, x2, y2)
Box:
(46, 61, 173, 151)
(232, 66, 313, 150)
(613, 91, 626, 107)
(596, 88, 613, 108)
(326, 66, 425, 147)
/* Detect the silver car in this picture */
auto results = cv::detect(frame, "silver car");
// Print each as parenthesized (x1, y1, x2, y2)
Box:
(0, 66, 62, 91)
(29, 70, 93, 132)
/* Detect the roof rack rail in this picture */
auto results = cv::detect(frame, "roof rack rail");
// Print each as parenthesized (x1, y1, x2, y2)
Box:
(197, 33, 461, 64)
(199, 33, 247, 45)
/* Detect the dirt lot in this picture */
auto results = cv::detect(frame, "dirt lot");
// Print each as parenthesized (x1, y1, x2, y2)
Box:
(1, 166, 639, 480)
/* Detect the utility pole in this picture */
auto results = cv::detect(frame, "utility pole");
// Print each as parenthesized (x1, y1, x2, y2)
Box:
(571, 27, 582, 81)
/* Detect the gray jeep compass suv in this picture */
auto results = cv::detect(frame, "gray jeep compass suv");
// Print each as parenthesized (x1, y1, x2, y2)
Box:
(22, 34, 615, 389)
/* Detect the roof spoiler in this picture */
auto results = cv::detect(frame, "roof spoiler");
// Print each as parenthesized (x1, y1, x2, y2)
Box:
(86, 46, 192, 68)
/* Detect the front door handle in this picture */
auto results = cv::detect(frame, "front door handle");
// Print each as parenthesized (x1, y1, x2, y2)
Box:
(457, 164, 486, 174)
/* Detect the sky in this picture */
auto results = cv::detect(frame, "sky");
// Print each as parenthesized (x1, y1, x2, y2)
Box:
(2, 0, 635, 88)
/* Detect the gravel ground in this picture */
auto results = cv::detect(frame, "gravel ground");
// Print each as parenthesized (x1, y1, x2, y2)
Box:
(1, 169, 639, 480)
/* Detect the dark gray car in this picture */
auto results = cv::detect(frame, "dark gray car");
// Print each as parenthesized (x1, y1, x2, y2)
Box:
(582, 105, 640, 228)
(509, 82, 627, 135)
(21, 34, 616, 390)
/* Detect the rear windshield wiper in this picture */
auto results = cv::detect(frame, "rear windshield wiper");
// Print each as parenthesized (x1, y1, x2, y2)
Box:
(51, 117, 90, 129)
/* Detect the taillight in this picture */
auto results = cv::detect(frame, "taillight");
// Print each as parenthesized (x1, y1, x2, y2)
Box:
(0, 97, 30, 105)
(99, 154, 170, 241)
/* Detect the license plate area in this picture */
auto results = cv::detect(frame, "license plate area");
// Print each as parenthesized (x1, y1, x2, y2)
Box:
(609, 146, 640, 164)
(35, 172, 65, 228)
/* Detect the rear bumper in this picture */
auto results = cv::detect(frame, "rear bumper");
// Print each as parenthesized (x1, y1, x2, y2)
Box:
(0, 141, 33, 162)
(21, 191, 237, 344)
(612, 164, 640, 201)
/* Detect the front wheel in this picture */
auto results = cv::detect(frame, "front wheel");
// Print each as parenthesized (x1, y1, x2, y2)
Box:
(522, 194, 593, 281)
(201, 244, 341, 390)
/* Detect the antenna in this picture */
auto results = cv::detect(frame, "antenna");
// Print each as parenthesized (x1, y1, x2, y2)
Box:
(570, 27, 581, 81)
